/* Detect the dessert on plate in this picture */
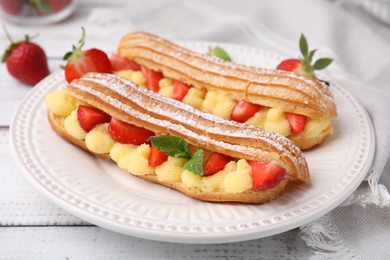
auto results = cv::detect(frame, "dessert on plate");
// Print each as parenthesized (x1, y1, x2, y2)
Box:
(45, 72, 309, 204)
(116, 31, 337, 149)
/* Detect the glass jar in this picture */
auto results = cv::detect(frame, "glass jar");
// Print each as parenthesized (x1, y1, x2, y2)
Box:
(0, 0, 78, 25)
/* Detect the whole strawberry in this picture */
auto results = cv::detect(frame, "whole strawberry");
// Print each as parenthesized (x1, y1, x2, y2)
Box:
(2, 28, 50, 86)
(277, 34, 333, 80)
(63, 27, 112, 83)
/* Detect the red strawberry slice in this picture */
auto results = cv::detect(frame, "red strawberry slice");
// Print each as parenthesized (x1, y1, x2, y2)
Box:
(110, 52, 141, 71)
(172, 80, 192, 101)
(141, 66, 164, 92)
(285, 113, 307, 135)
(77, 105, 111, 132)
(203, 152, 232, 176)
(149, 145, 168, 166)
(250, 162, 285, 190)
(276, 59, 303, 74)
(231, 100, 261, 123)
(63, 28, 112, 83)
(108, 118, 154, 145)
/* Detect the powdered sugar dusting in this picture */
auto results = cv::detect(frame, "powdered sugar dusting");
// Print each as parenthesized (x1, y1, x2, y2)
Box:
(120, 32, 335, 116)
(69, 73, 308, 179)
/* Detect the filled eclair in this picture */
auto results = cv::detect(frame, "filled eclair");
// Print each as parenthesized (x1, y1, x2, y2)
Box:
(45, 72, 309, 204)
(116, 31, 337, 149)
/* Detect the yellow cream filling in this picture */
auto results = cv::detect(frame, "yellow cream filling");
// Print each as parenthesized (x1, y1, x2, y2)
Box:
(64, 109, 87, 140)
(127, 144, 155, 176)
(85, 123, 115, 154)
(45, 92, 290, 194)
(45, 91, 78, 117)
(113, 70, 333, 138)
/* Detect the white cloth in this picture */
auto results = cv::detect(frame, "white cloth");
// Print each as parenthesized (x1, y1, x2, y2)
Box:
(87, 0, 390, 258)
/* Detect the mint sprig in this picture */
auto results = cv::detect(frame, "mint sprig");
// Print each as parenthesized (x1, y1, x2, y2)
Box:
(150, 135, 205, 175)
(207, 46, 232, 62)
(150, 135, 191, 159)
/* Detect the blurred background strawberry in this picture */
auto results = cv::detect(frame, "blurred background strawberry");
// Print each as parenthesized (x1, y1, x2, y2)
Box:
(2, 27, 50, 86)
(0, 0, 24, 15)
(29, 0, 72, 16)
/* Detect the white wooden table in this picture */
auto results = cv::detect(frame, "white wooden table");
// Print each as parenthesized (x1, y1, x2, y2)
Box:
(0, 1, 319, 258)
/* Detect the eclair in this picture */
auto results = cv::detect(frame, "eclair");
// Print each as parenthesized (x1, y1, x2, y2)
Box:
(116, 31, 337, 149)
(45, 72, 309, 204)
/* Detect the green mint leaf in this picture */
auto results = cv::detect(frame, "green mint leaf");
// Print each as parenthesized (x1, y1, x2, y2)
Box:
(184, 149, 204, 176)
(150, 135, 191, 159)
(208, 46, 232, 61)
(313, 58, 333, 70)
(299, 34, 309, 58)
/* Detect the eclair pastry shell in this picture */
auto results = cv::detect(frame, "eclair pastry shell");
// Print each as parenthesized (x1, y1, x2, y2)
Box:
(48, 72, 309, 204)
(118, 31, 337, 120)
(117, 32, 337, 149)
(48, 112, 289, 204)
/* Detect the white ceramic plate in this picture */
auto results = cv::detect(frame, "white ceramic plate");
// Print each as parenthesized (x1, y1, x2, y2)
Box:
(10, 42, 375, 244)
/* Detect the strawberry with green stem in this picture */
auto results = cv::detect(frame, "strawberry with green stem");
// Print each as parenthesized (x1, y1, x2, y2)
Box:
(277, 34, 333, 82)
(277, 34, 333, 135)
(2, 26, 50, 86)
(63, 27, 112, 83)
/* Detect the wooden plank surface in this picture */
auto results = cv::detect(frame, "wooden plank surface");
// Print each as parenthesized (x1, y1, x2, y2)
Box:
(1, 226, 314, 259)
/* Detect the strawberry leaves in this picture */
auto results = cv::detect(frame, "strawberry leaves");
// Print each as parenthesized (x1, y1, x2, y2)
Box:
(299, 33, 309, 58)
(151, 135, 205, 175)
(313, 58, 333, 70)
(298, 34, 333, 79)
(63, 27, 85, 62)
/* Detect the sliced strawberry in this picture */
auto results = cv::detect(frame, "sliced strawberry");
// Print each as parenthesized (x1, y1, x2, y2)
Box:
(203, 152, 232, 176)
(276, 59, 303, 73)
(110, 52, 141, 71)
(149, 145, 168, 166)
(77, 105, 111, 132)
(108, 118, 154, 145)
(172, 80, 192, 101)
(250, 162, 285, 190)
(285, 113, 307, 135)
(231, 100, 261, 123)
(141, 66, 164, 92)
